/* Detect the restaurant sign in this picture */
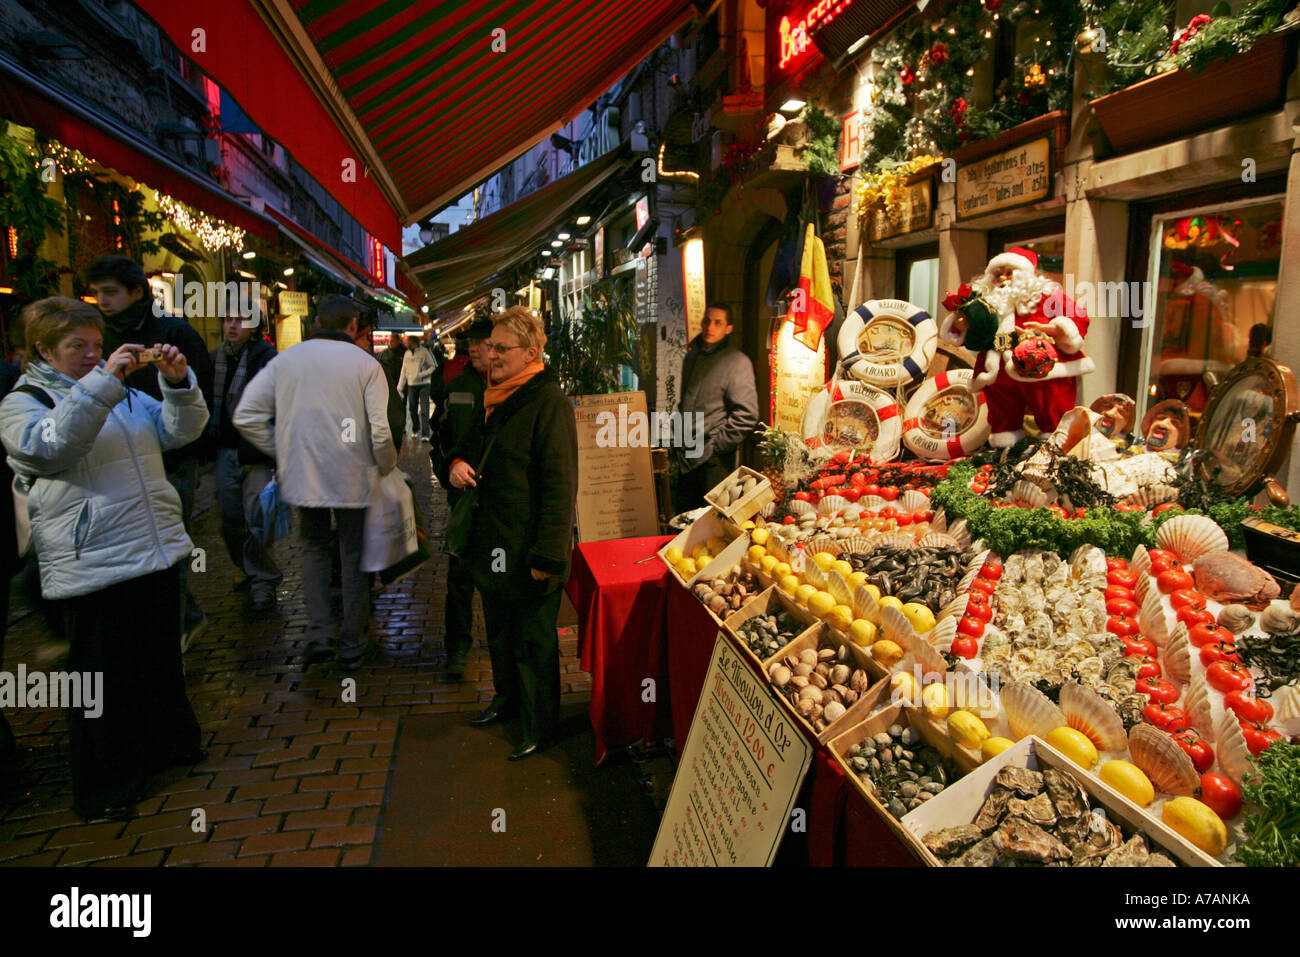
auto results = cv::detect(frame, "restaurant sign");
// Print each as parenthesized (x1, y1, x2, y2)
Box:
(865, 178, 934, 242)
(955, 136, 1052, 220)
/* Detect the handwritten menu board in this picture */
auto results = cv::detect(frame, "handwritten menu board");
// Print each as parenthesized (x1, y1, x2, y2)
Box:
(650, 634, 812, 866)
(573, 392, 660, 543)
(956, 136, 1052, 220)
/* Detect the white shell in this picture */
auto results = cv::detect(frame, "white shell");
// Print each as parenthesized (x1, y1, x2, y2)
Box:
(927, 615, 958, 652)
(802, 560, 827, 590)
(1128, 723, 1199, 795)
(1060, 682, 1128, 752)
(1216, 709, 1254, 786)
(1134, 570, 1152, 605)
(873, 533, 915, 551)
(1130, 544, 1151, 578)
(880, 605, 915, 647)
(1140, 586, 1169, 646)
(853, 584, 880, 623)
(1185, 671, 1214, 737)
(805, 536, 842, 558)
(899, 489, 929, 512)
(788, 499, 817, 517)
(947, 518, 971, 549)
(917, 532, 960, 549)
(858, 495, 887, 510)
(827, 570, 853, 607)
(1010, 479, 1050, 508)
(818, 494, 850, 515)
(930, 508, 947, 533)
(1069, 544, 1107, 578)
(1002, 681, 1066, 741)
(1271, 683, 1300, 722)
(900, 631, 947, 678)
(939, 593, 970, 622)
(1163, 622, 1191, 684)
(760, 501, 777, 519)
(838, 536, 874, 556)
(1155, 514, 1229, 564)
(1124, 484, 1179, 509)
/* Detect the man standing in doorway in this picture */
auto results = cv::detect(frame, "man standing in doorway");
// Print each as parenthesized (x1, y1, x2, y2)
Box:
(86, 256, 215, 648)
(398, 335, 435, 443)
(234, 295, 397, 670)
(674, 303, 759, 512)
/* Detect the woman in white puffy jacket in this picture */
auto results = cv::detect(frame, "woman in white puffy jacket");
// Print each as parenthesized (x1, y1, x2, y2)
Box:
(0, 297, 209, 821)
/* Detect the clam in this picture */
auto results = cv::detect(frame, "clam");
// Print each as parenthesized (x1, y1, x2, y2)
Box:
(798, 648, 819, 666)
(1155, 514, 1228, 564)
(1128, 724, 1199, 795)
(770, 665, 792, 687)
(823, 701, 847, 723)
(1060, 682, 1126, 752)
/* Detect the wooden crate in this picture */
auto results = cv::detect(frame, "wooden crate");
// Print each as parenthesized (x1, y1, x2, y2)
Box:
(704, 466, 776, 525)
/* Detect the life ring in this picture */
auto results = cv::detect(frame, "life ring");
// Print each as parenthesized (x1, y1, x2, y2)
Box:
(838, 299, 939, 389)
(901, 369, 991, 460)
(801, 379, 902, 462)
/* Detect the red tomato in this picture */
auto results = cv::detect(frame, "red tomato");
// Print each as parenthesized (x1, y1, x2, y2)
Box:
(950, 636, 979, 659)
(1224, 690, 1274, 724)
(1206, 661, 1254, 694)
(848, 472, 868, 489)
(860, 508, 878, 519)
(964, 600, 993, 623)
(1107, 569, 1138, 589)
(896, 512, 913, 526)
(970, 578, 997, 596)
(1240, 720, 1282, 757)
(1171, 730, 1214, 773)
(957, 615, 986, 639)
(1107, 615, 1140, 638)
(841, 488, 863, 503)
(1188, 623, 1232, 648)
(1105, 585, 1136, 602)
(794, 491, 813, 503)
(1114, 502, 1141, 512)
(1136, 656, 1163, 680)
(1177, 606, 1216, 628)
(1136, 676, 1179, 704)
(1152, 502, 1183, 516)
(879, 506, 897, 519)
(1122, 635, 1159, 659)
(1148, 549, 1180, 564)
(862, 483, 880, 497)
(1106, 597, 1139, 617)
(1143, 702, 1189, 733)
(783, 515, 797, 525)
(1047, 505, 1069, 519)
(1105, 557, 1129, 572)
(1198, 773, 1242, 820)
(970, 482, 987, 494)
(979, 563, 1002, 582)
(1169, 589, 1207, 611)
(879, 485, 899, 501)
(1199, 640, 1241, 667)
(1157, 568, 1194, 594)
(1149, 556, 1179, 575)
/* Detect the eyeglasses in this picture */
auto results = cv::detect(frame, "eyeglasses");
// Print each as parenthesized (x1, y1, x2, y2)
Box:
(484, 343, 525, 355)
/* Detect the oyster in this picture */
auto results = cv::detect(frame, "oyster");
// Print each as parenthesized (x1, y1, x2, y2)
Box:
(995, 765, 1045, 797)
(974, 786, 1014, 832)
(1102, 834, 1150, 868)
(993, 816, 1072, 863)
(1043, 767, 1088, 819)
(951, 836, 1002, 867)
(922, 824, 985, 858)
(1008, 792, 1059, 827)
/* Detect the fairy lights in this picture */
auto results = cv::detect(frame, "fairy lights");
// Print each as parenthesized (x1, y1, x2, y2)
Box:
(26, 140, 93, 177)
(156, 193, 246, 252)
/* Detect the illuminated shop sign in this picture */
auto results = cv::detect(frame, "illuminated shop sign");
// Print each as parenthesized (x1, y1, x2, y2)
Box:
(775, 1, 853, 72)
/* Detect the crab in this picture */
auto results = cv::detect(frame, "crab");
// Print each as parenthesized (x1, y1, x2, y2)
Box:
(1192, 552, 1280, 611)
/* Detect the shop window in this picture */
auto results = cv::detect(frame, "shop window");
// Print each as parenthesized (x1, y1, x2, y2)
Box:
(896, 242, 939, 318)
(1138, 197, 1283, 421)
(991, 230, 1065, 286)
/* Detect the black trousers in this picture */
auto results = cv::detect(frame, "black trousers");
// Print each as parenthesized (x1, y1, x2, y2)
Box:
(445, 554, 475, 663)
(61, 562, 201, 815)
(480, 587, 563, 744)
(673, 452, 734, 514)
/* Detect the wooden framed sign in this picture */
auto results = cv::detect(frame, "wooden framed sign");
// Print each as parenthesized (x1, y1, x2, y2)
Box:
(574, 391, 660, 542)
(956, 135, 1052, 220)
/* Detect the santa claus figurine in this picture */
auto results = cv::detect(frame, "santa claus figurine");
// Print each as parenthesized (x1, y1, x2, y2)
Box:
(941, 247, 1094, 447)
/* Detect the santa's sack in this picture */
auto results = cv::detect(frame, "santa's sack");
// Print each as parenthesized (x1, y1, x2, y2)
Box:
(361, 468, 418, 572)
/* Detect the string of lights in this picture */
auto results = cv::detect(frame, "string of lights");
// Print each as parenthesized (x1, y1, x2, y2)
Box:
(156, 193, 246, 252)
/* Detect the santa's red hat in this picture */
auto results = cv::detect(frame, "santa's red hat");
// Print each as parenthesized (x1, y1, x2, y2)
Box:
(987, 246, 1038, 275)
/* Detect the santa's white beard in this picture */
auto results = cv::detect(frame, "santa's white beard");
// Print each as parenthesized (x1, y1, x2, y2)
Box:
(972, 270, 1059, 323)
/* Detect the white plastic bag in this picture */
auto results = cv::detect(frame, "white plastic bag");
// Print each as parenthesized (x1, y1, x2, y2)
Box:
(361, 468, 417, 572)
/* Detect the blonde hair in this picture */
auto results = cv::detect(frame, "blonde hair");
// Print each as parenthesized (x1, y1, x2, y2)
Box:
(493, 306, 546, 354)
(23, 297, 105, 370)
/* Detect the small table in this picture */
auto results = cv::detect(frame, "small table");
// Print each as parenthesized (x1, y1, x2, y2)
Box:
(566, 535, 674, 765)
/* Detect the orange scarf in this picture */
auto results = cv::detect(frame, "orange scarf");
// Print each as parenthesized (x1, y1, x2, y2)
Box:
(484, 360, 545, 419)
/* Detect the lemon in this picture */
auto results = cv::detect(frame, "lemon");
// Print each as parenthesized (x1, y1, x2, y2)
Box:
(751, 527, 770, 546)
(665, 547, 683, 565)
(980, 737, 1015, 762)
(871, 638, 904, 667)
(696, 555, 712, 570)
(706, 536, 727, 555)
(747, 545, 766, 563)
(830, 560, 854, 578)
(890, 670, 918, 705)
(849, 619, 877, 648)
(827, 605, 853, 632)
(795, 583, 818, 605)
(808, 591, 836, 619)
(741, 520, 756, 530)
(848, 571, 868, 588)
(863, 583, 882, 602)
(678, 558, 697, 577)
(811, 552, 834, 571)
(691, 544, 710, 561)
(1162, 797, 1227, 856)
(878, 595, 904, 614)
(774, 561, 792, 580)
(921, 682, 950, 718)
(1045, 725, 1099, 770)
(1100, 760, 1154, 807)
(760, 555, 779, 575)
(901, 602, 937, 633)
(779, 574, 800, 595)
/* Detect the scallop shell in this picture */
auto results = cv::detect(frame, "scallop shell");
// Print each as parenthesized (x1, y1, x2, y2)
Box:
(930, 508, 947, 533)
(1124, 483, 1180, 509)
(838, 536, 874, 557)
(774, 524, 800, 544)
(1069, 544, 1107, 578)
(927, 615, 958, 653)
(917, 532, 960, 550)
(880, 605, 915, 647)
(1163, 622, 1191, 684)
(1271, 683, 1300, 723)
(1217, 604, 1255, 635)
(1002, 681, 1067, 741)
(1134, 570, 1152, 605)
(805, 536, 842, 558)
(1060, 682, 1128, 752)
(1010, 479, 1050, 508)
(1130, 544, 1151, 578)
(900, 631, 947, 678)
(872, 533, 915, 551)
(1155, 514, 1229, 564)
(1128, 724, 1199, 795)
(947, 518, 971, 549)
(853, 584, 880, 623)
(1216, 709, 1254, 786)
(899, 489, 929, 512)
(818, 494, 850, 515)
(857, 495, 886, 511)
(1185, 671, 1214, 737)
(1139, 586, 1169, 646)
(802, 560, 827, 590)
(939, 593, 970, 622)
(827, 570, 853, 607)
(788, 499, 817, 517)
(760, 501, 777, 519)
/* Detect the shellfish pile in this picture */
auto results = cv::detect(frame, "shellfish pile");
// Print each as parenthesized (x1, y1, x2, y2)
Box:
(844, 722, 959, 820)
(767, 641, 871, 733)
(737, 610, 804, 660)
(691, 568, 761, 618)
(847, 543, 972, 612)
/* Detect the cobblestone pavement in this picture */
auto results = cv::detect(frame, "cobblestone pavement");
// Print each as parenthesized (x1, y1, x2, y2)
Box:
(0, 441, 594, 866)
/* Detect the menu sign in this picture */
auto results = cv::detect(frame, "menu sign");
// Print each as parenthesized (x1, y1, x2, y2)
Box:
(573, 392, 659, 543)
(770, 317, 827, 431)
(956, 136, 1052, 220)
(866, 178, 933, 242)
(650, 634, 812, 866)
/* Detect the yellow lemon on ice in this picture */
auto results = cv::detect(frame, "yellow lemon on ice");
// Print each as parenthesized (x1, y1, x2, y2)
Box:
(665, 547, 683, 565)
(890, 670, 918, 705)
(741, 520, 756, 530)
(901, 602, 936, 633)
(828, 605, 853, 632)
(780, 574, 800, 595)
(691, 544, 710, 562)
(877, 595, 904, 614)
(1045, 726, 1099, 770)
(862, 583, 882, 602)
(871, 639, 904, 667)
(747, 545, 766, 563)
(774, 561, 792, 580)
(849, 619, 877, 648)
(980, 737, 1016, 763)
(760, 555, 779, 575)
(808, 591, 836, 619)
(830, 560, 854, 579)
(678, 558, 698, 577)
(795, 584, 818, 605)
(809, 551, 833, 570)
(848, 571, 868, 589)
(750, 527, 770, 546)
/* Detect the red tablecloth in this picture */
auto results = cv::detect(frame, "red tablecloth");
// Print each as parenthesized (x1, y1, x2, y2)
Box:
(566, 535, 674, 766)
(665, 578, 727, 761)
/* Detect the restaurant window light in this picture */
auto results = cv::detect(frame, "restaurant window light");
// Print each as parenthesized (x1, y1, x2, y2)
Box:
(551, 240, 563, 247)
(283, 267, 294, 276)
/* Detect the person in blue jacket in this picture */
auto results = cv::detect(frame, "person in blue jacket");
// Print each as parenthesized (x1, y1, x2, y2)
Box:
(0, 297, 209, 821)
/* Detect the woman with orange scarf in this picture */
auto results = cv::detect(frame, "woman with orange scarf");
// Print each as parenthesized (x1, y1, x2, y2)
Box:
(447, 307, 578, 760)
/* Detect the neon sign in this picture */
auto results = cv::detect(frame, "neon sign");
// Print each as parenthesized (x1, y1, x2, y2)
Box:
(370, 236, 386, 286)
(777, 0, 853, 71)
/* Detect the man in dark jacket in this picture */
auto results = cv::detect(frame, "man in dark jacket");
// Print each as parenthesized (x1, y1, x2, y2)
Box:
(673, 303, 760, 512)
(430, 318, 492, 681)
(376, 338, 406, 455)
(208, 310, 281, 611)
(447, 308, 577, 760)
(87, 256, 215, 645)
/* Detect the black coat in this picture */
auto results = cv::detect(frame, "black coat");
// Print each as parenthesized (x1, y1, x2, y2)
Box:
(448, 369, 577, 599)
(208, 337, 277, 467)
(431, 363, 485, 503)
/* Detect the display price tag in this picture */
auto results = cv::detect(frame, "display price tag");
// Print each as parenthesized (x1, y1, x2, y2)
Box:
(650, 634, 813, 866)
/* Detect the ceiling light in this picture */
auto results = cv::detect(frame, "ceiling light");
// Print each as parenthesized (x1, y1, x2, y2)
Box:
(551, 240, 563, 247)
(575, 215, 592, 226)
(161, 271, 175, 279)
(237, 269, 255, 279)
(283, 267, 294, 276)
(242, 251, 256, 259)
(557, 232, 571, 241)
(779, 98, 806, 114)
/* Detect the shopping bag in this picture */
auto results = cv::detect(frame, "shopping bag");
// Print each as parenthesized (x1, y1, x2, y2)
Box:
(361, 468, 418, 572)
(251, 476, 292, 546)
(378, 475, 431, 586)
(12, 474, 33, 558)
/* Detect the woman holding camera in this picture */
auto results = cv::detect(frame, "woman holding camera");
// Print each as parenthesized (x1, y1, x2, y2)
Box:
(0, 297, 209, 821)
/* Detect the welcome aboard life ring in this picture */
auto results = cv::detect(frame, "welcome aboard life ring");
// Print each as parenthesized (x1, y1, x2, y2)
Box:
(837, 299, 939, 389)
(800, 379, 902, 463)
(901, 369, 991, 460)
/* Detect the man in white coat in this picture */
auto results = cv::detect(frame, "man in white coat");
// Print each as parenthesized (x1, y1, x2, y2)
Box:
(234, 295, 397, 670)
(397, 335, 435, 442)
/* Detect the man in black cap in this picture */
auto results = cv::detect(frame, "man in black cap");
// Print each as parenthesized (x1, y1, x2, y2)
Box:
(430, 317, 493, 680)
(86, 256, 215, 648)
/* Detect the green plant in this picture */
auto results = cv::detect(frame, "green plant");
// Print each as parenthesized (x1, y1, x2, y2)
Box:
(0, 125, 64, 300)
(1235, 740, 1300, 867)
(799, 105, 841, 178)
(551, 275, 639, 395)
